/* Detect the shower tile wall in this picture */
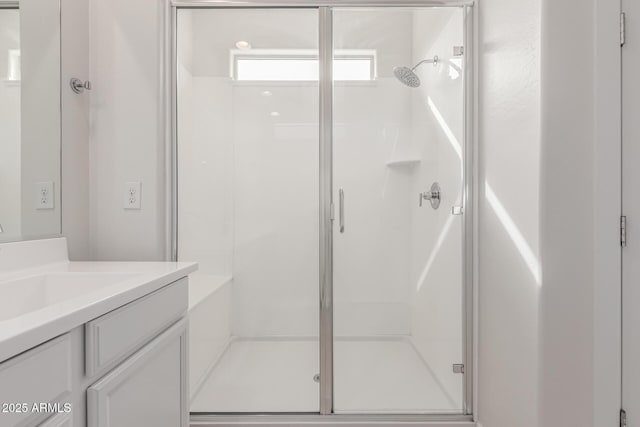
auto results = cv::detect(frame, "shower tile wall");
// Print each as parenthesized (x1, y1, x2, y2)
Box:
(231, 84, 320, 337)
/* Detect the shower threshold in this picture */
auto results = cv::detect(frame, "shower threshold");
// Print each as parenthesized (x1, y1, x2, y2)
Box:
(191, 413, 474, 426)
(190, 337, 468, 423)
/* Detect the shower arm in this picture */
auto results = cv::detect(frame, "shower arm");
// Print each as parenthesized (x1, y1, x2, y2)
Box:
(411, 55, 439, 71)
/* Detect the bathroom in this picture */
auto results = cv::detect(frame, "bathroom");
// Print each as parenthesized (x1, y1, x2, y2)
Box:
(0, 0, 634, 427)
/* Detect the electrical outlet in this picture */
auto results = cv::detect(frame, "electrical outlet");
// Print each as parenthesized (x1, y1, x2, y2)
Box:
(35, 181, 54, 210)
(123, 181, 141, 210)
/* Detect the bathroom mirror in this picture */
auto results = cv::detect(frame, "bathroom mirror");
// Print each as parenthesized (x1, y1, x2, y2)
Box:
(0, 0, 61, 242)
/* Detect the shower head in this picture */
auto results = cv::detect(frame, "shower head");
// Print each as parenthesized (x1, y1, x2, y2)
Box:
(393, 66, 421, 88)
(393, 55, 439, 88)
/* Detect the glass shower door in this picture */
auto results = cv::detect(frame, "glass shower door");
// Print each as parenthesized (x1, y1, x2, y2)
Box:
(177, 8, 321, 413)
(331, 7, 467, 414)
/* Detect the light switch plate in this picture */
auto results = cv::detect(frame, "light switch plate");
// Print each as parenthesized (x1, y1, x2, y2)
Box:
(35, 181, 54, 210)
(123, 181, 141, 210)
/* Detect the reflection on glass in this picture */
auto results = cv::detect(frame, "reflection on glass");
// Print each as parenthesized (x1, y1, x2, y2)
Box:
(7, 48, 20, 81)
(0, 9, 21, 240)
(0, 2, 61, 243)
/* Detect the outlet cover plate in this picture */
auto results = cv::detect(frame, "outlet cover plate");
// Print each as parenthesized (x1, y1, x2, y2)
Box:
(35, 181, 54, 210)
(124, 181, 141, 210)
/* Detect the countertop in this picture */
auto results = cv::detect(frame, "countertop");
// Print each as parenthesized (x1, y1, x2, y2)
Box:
(0, 238, 197, 363)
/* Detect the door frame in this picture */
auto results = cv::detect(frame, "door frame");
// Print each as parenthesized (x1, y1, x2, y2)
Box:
(166, 0, 476, 422)
(621, 0, 633, 425)
(590, 0, 623, 424)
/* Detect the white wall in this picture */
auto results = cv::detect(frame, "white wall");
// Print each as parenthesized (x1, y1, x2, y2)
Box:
(0, 10, 21, 241)
(88, 0, 166, 261)
(409, 7, 464, 410)
(61, 0, 91, 260)
(476, 0, 620, 426)
(538, 0, 595, 424)
(476, 0, 541, 426)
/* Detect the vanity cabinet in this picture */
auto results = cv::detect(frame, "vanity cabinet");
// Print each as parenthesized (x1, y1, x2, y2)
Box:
(0, 278, 189, 427)
(0, 334, 72, 427)
(87, 319, 188, 427)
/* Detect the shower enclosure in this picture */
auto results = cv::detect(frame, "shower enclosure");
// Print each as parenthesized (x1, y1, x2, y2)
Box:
(171, 1, 474, 423)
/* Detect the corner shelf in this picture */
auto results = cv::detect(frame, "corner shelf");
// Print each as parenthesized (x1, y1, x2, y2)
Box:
(385, 158, 421, 168)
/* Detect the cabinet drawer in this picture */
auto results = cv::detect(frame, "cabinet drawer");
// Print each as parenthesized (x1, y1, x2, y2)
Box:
(0, 334, 71, 427)
(85, 278, 187, 377)
(87, 318, 188, 427)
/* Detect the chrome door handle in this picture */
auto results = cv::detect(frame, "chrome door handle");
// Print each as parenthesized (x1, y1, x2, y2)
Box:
(339, 188, 345, 233)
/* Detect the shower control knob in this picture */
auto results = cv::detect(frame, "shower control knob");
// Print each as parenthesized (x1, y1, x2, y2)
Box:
(419, 182, 441, 210)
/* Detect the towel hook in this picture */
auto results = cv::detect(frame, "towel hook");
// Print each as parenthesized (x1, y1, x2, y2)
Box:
(70, 77, 91, 94)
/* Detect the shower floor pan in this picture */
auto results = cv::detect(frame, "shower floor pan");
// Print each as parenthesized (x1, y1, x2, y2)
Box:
(190, 337, 461, 414)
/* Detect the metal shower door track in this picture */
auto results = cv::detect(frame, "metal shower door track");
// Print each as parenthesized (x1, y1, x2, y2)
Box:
(171, 0, 474, 7)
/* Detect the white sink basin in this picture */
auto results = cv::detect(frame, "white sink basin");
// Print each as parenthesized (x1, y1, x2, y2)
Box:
(0, 272, 138, 322)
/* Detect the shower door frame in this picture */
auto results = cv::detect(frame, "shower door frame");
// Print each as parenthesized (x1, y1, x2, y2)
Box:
(167, 1, 476, 423)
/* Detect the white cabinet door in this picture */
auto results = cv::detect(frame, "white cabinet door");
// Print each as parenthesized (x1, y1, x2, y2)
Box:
(87, 319, 188, 427)
(40, 413, 72, 427)
(624, 1, 640, 425)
